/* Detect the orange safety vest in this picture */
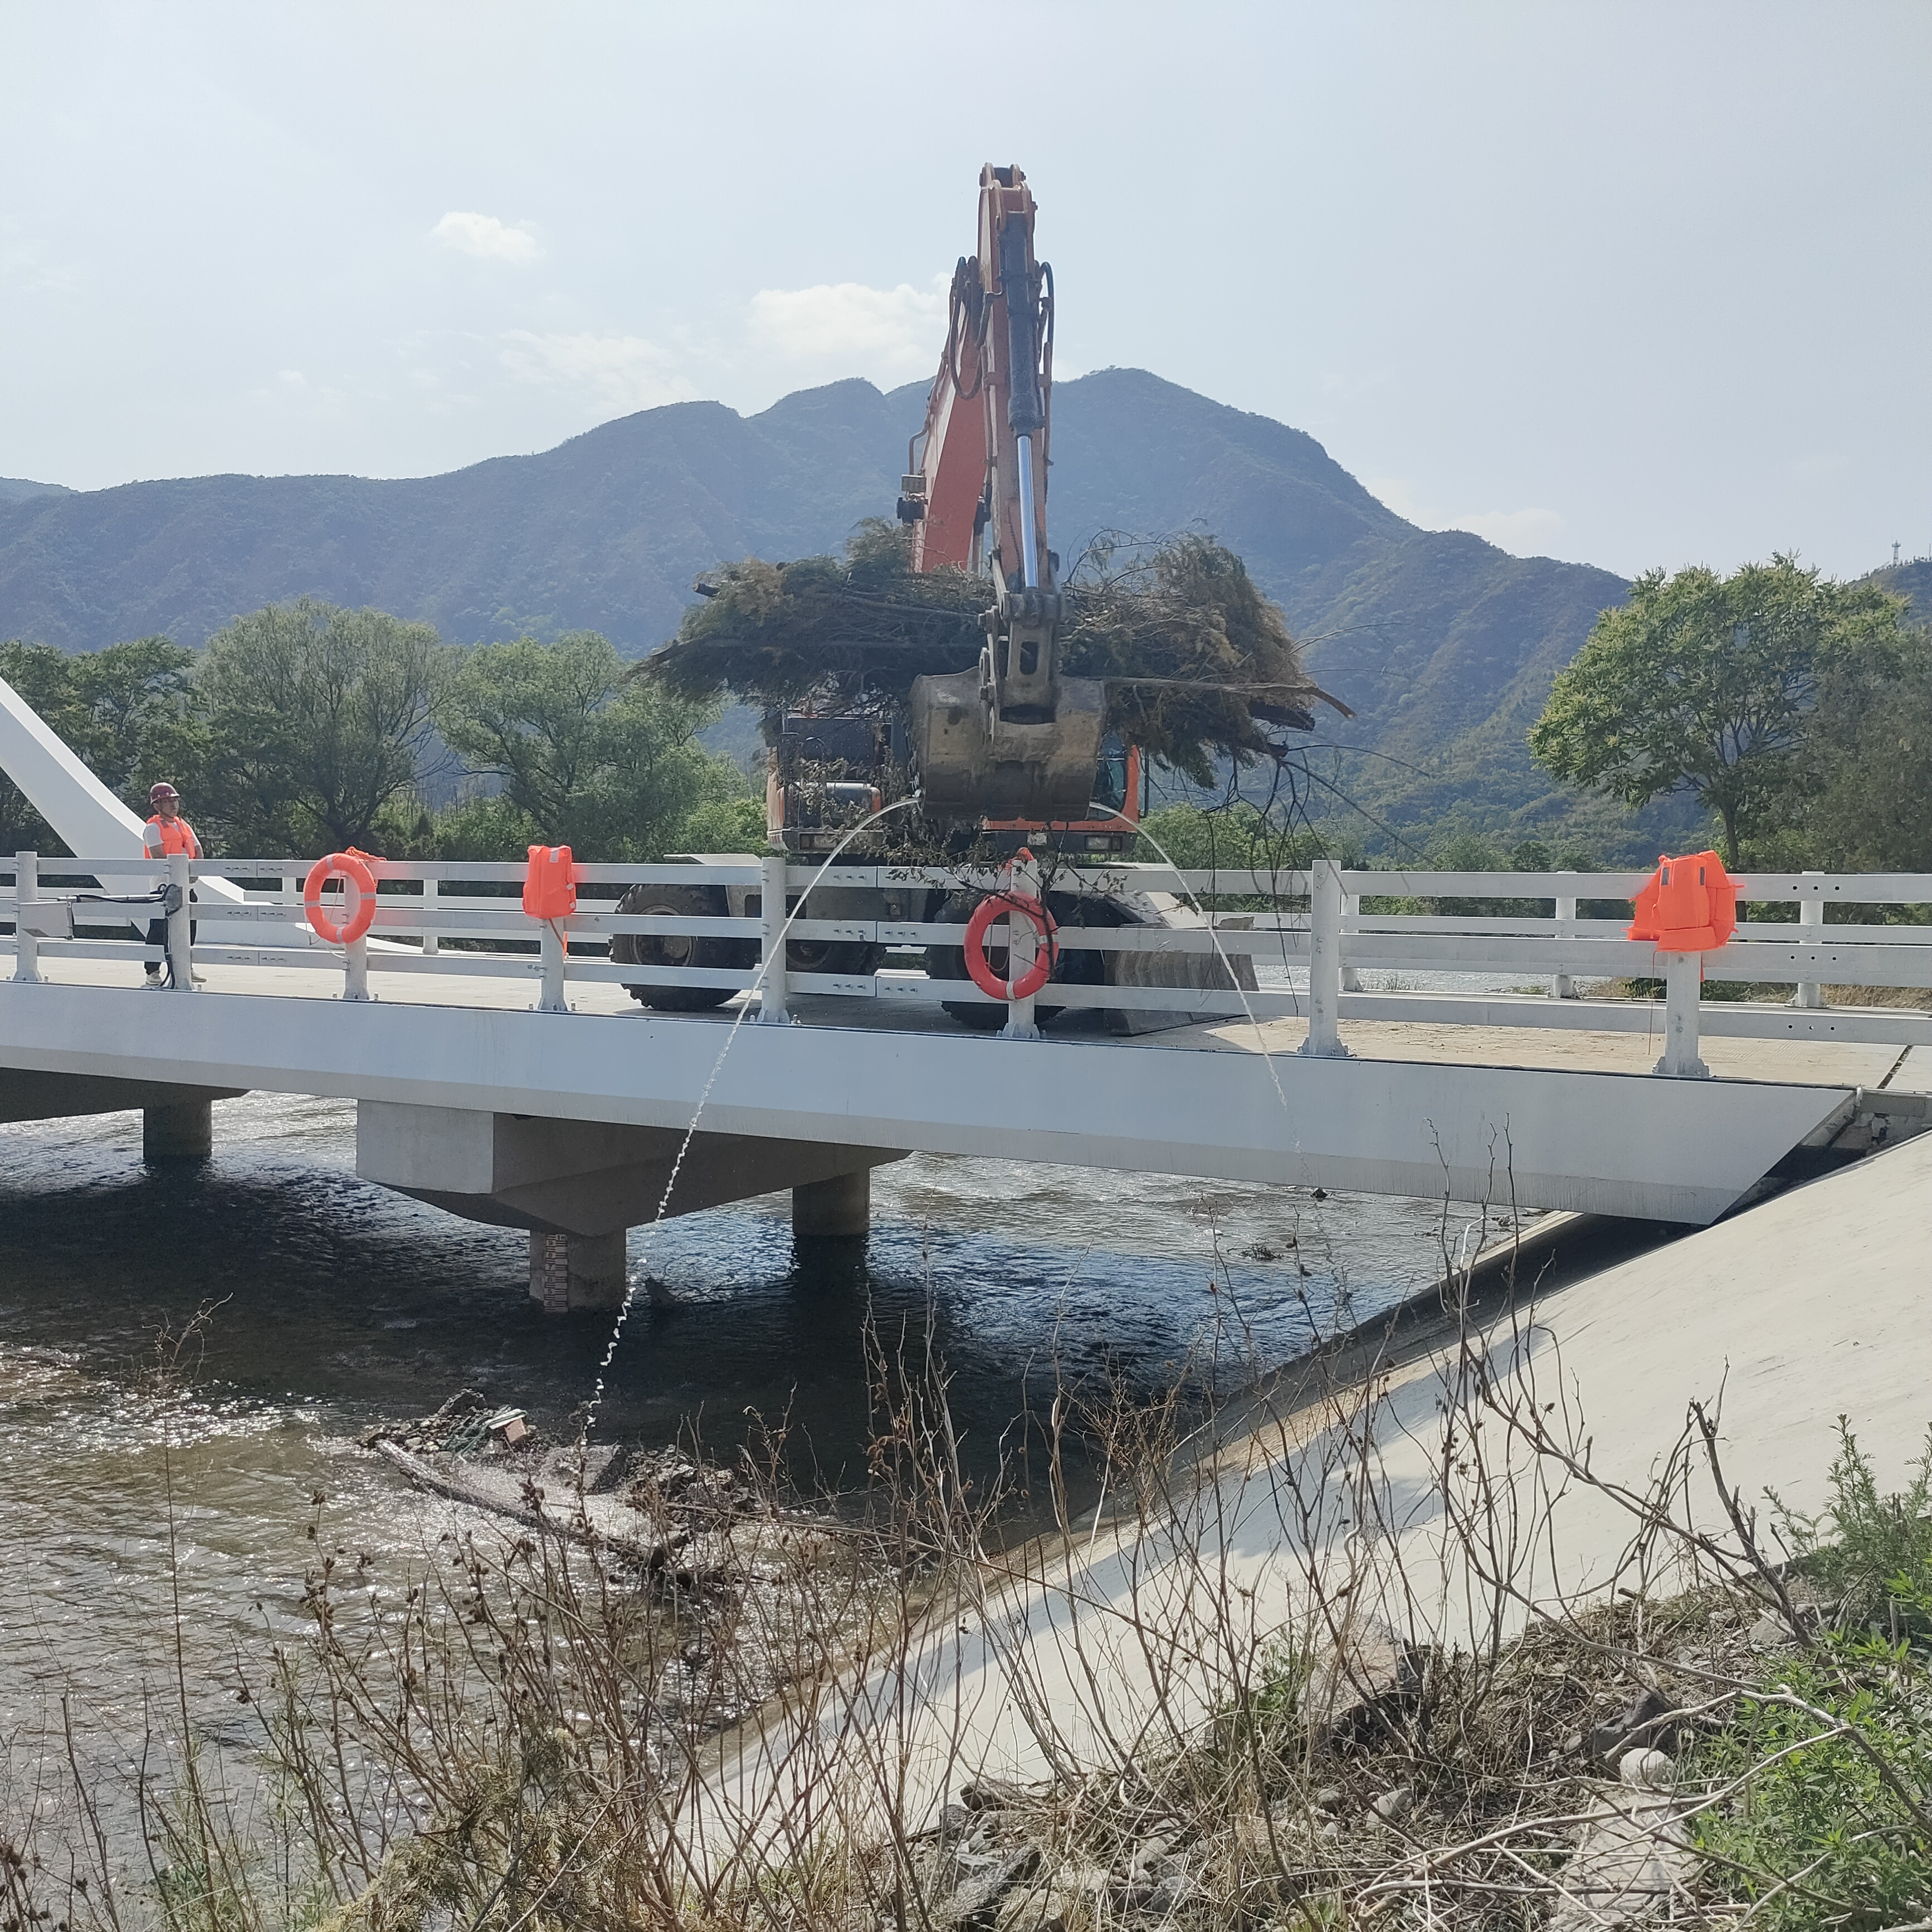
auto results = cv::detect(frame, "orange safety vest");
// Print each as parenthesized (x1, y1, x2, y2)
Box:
(143, 814, 202, 860)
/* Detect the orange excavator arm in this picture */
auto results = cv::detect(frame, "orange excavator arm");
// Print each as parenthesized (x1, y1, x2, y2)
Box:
(901, 165, 1104, 826)
(899, 164, 1051, 589)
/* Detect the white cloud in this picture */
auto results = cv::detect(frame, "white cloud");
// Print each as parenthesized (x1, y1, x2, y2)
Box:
(748, 278, 945, 380)
(1, 238, 81, 295)
(1369, 477, 1565, 559)
(244, 368, 347, 417)
(499, 330, 696, 413)
(432, 211, 541, 264)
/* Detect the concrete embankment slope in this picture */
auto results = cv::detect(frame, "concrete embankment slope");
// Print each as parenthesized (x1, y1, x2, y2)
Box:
(1467, 1123, 1931, 1540)
(710, 1130, 1932, 1828)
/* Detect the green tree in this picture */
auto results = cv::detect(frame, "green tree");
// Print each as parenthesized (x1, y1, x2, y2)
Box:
(197, 599, 448, 854)
(1529, 557, 1910, 866)
(1778, 622, 1932, 871)
(436, 632, 739, 859)
(1, 637, 205, 854)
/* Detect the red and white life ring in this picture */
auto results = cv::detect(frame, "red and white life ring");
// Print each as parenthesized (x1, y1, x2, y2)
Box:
(963, 891, 1057, 1003)
(304, 851, 378, 946)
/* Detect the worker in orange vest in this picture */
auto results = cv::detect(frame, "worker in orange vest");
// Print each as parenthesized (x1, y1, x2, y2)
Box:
(142, 781, 202, 985)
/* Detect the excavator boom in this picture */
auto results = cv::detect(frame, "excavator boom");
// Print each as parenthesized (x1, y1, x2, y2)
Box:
(902, 165, 1105, 824)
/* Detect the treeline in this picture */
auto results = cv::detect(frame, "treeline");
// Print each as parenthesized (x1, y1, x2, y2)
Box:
(1530, 555, 1930, 872)
(0, 599, 763, 862)
(1140, 555, 1930, 882)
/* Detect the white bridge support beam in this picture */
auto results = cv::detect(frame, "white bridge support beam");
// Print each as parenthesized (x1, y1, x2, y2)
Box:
(166, 851, 194, 990)
(1297, 858, 1353, 1059)
(1550, 871, 1578, 1000)
(12, 852, 41, 984)
(0, 672, 318, 943)
(1792, 871, 1825, 1009)
(1654, 953, 1710, 1079)
(755, 852, 790, 1025)
(354, 1101, 901, 1307)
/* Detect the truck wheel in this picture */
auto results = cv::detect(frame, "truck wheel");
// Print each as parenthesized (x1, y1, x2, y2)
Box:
(786, 936, 887, 977)
(611, 883, 756, 1012)
(1049, 895, 1126, 997)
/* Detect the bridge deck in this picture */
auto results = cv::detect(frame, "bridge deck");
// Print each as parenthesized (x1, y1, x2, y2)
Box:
(21, 951, 1915, 1096)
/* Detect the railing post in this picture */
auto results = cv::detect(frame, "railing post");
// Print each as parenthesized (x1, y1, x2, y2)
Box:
(1653, 952, 1709, 1077)
(421, 875, 439, 955)
(1339, 886, 1360, 992)
(535, 916, 568, 1012)
(343, 931, 371, 1001)
(999, 851, 1042, 1041)
(757, 852, 792, 1024)
(1550, 870, 1578, 999)
(167, 851, 195, 991)
(1792, 871, 1824, 1008)
(12, 851, 41, 984)
(1297, 857, 1354, 1058)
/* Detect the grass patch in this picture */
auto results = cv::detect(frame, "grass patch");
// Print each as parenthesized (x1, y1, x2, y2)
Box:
(1688, 1420, 1932, 1929)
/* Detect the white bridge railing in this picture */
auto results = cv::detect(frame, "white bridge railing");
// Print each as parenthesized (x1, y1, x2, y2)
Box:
(4, 852, 1929, 1076)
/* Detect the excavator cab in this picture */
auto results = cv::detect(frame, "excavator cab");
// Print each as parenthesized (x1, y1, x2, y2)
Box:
(765, 710, 901, 853)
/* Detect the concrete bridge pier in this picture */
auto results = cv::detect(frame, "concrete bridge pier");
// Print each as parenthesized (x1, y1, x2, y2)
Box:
(355, 1101, 904, 1313)
(528, 1231, 628, 1313)
(792, 1168, 871, 1243)
(143, 1096, 213, 1162)
(1, 1069, 240, 1159)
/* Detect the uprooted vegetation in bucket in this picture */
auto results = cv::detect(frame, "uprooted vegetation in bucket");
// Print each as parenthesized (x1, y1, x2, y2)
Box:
(646, 523, 1345, 785)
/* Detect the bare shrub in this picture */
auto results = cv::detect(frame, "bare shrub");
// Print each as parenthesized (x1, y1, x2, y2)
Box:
(7, 1216, 1929, 1930)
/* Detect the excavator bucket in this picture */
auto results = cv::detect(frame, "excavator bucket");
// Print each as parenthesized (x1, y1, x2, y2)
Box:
(910, 671, 1108, 824)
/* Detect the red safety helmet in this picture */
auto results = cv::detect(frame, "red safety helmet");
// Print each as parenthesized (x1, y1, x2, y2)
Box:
(149, 782, 180, 804)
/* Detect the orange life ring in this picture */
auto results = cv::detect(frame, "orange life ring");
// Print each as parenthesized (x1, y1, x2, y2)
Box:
(963, 891, 1057, 1002)
(304, 850, 378, 946)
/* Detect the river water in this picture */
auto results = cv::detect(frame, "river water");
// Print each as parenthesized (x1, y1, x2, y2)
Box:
(0, 1079, 1513, 1834)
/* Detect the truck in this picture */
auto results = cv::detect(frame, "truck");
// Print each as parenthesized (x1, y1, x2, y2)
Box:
(613, 165, 1274, 1029)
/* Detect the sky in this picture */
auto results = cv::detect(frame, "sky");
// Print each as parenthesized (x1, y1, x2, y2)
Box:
(3, 1, 1928, 581)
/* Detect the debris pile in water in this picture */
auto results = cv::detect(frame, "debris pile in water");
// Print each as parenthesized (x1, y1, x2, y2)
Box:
(646, 523, 1346, 784)
(359, 1387, 534, 1458)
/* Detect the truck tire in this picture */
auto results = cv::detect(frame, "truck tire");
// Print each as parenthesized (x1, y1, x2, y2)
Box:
(786, 935, 887, 977)
(611, 882, 756, 1012)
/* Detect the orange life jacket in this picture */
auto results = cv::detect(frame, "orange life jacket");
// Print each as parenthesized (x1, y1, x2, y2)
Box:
(143, 814, 201, 860)
(522, 845, 577, 919)
(1627, 850, 1736, 952)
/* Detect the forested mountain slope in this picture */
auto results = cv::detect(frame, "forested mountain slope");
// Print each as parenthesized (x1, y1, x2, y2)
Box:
(0, 370, 1682, 851)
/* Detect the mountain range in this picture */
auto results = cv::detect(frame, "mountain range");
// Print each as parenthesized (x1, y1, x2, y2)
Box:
(0, 370, 1815, 857)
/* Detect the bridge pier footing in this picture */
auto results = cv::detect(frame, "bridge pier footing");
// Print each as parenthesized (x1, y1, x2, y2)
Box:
(529, 1231, 628, 1313)
(144, 1097, 213, 1162)
(793, 1168, 870, 1243)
